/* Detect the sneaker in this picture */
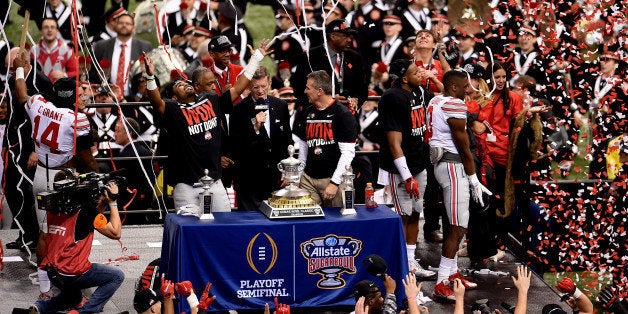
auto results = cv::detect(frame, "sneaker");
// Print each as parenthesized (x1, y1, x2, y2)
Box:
(490, 249, 505, 262)
(449, 271, 477, 289)
(433, 281, 456, 302)
(409, 259, 436, 279)
(38, 292, 53, 300)
(74, 296, 89, 309)
(29, 304, 40, 314)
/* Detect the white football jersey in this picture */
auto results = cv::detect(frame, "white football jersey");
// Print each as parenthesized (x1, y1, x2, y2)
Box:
(25, 95, 91, 167)
(427, 95, 467, 154)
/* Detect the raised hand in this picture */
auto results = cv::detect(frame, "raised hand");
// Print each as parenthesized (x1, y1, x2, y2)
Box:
(160, 276, 175, 299)
(511, 265, 531, 293)
(453, 278, 465, 299)
(555, 277, 576, 295)
(197, 282, 216, 310)
(354, 296, 370, 314)
(402, 272, 421, 300)
(141, 52, 155, 76)
(176, 280, 199, 308)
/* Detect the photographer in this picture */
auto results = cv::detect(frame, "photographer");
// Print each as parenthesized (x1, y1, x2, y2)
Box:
(13, 48, 99, 298)
(31, 179, 124, 313)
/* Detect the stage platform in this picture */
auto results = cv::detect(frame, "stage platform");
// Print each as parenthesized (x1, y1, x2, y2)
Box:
(1, 220, 570, 313)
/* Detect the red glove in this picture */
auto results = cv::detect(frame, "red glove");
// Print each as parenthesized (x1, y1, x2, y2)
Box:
(176, 281, 195, 297)
(556, 277, 576, 294)
(404, 177, 420, 199)
(176, 281, 199, 308)
(197, 283, 216, 310)
(274, 297, 290, 314)
(277, 303, 290, 314)
(160, 276, 175, 299)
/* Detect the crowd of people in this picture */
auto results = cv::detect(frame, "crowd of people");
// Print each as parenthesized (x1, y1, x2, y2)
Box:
(0, 0, 627, 312)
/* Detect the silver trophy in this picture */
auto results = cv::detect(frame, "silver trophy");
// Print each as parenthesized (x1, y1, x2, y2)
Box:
(340, 165, 356, 215)
(260, 145, 324, 219)
(199, 169, 215, 219)
(274, 145, 309, 198)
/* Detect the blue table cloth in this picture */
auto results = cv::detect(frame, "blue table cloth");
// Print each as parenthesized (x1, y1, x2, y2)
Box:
(161, 205, 408, 312)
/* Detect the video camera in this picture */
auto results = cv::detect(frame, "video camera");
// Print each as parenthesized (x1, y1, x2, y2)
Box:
(37, 170, 126, 215)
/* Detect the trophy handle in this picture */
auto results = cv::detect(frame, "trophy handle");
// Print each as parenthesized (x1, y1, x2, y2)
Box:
(277, 162, 285, 172)
(297, 162, 305, 172)
(348, 240, 362, 254)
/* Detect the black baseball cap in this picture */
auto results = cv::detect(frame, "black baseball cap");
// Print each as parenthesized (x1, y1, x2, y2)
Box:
(462, 62, 486, 80)
(326, 19, 356, 35)
(542, 304, 567, 314)
(133, 289, 162, 312)
(353, 280, 380, 301)
(53, 77, 77, 108)
(388, 59, 411, 81)
(208, 35, 233, 52)
(363, 254, 387, 279)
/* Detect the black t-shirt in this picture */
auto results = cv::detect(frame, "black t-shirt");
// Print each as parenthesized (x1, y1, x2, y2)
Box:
(162, 92, 232, 184)
(295, 101, 357, 179)
(378, 87, 432, 175)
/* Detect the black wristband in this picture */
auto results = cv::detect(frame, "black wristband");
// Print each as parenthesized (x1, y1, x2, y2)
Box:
(330, 181, 339, 186)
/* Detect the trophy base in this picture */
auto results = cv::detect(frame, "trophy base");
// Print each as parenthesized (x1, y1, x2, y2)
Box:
(340, 207, 356, 215)
(199, 213, 215, 220)
(260, 201, 324, 219)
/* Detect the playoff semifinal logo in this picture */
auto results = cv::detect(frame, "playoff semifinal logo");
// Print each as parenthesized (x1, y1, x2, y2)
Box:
(300, 234, 362, 289)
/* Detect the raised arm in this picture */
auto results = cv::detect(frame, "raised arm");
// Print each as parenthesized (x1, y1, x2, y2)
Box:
(13, 49, 32, 105)
(96, 182, 122, 240)
(141, 53, 166, 116)
(230, 39, 272, 101)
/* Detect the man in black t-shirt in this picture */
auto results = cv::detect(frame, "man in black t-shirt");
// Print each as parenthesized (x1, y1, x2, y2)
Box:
(142, 40, 270, 213)
(294, 70, 358, 207)
(377, 59, 435, 279)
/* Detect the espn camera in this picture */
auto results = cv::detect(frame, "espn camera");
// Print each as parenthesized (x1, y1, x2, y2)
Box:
(37, 170, 126, 214)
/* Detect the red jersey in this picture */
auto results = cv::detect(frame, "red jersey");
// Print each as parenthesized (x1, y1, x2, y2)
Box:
(213, 63, 243, 95)
(42, 210, 93, 275)
(486, 91, 523, 166)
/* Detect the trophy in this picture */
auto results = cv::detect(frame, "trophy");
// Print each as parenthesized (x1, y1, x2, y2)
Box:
(199, 169, 215, 220)
(340, 165, 356, 215)
(260, 145, 324, 219)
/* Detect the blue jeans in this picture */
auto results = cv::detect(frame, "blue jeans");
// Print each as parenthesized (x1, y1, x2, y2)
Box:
(35, 263, 125, 313)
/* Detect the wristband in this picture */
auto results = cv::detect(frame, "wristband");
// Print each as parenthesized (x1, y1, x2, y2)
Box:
(330, 181, 339, 187)
(393, 156, 412, 181)
(186, 293, 199, 308)
(109, 203, 118, 207)
(143, 74, 155, 80)
(147, 79, 158, 91)
(243, 49, 264, 80)
(16, 67, 25, 80)
(573, 288, 582, 299)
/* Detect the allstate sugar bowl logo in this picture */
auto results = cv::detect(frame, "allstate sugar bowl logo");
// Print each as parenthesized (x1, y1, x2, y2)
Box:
(300, 234, 362, 289)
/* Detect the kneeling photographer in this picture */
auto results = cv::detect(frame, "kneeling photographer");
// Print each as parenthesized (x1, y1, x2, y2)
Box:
(31, 172, 125, 313)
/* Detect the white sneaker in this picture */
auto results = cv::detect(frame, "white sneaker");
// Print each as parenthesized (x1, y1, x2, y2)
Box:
(490, 249, 506, 262)
(409, 259, 436, 279)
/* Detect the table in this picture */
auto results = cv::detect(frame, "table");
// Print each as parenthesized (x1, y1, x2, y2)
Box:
(161, 206, 409, 312)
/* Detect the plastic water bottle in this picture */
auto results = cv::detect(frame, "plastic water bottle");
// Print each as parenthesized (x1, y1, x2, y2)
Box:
(365, 183, 376, 208)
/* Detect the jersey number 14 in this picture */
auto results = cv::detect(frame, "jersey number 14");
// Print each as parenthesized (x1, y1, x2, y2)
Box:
(33, 115, 61, 154)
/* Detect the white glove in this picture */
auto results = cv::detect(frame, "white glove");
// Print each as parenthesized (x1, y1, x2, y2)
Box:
(468, 174, 492, 207)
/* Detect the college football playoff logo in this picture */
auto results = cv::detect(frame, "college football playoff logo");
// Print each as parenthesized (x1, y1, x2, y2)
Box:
(300, 234, 362, 289)
(246, 233, 278, 274)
